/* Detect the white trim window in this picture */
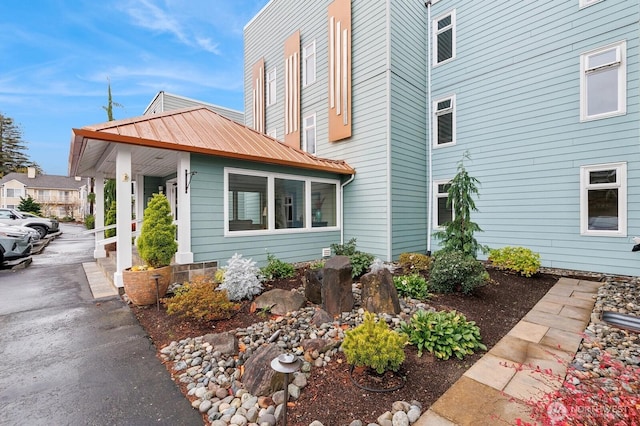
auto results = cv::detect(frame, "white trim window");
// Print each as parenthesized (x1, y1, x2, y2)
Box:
(224, 168, 339, 234)
(303, 113, 316, 155)
(303, 40, 316, 87)
(433, 95, 455, 147)
(433, 10, 455, 66)
(580, 162, 627, 236)
(433, 180, 453, 228)
(580, 41, 626, 121)
(266, 68, 277, 106)
(579, 0, 604, 8)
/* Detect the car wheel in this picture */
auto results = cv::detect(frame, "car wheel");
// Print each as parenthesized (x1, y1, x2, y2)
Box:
(30, 225, 47, 239)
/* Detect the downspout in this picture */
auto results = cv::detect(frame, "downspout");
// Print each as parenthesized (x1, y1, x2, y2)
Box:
(340, 174, 356, 244)
(386, 0, 392, 261)
(425, 0, 434, 256)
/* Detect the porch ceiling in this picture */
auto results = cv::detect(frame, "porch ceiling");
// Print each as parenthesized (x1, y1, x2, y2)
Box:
(69, 106, 355, 178)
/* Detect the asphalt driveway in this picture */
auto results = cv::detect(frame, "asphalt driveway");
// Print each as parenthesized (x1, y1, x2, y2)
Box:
(0, 224, 202, 425)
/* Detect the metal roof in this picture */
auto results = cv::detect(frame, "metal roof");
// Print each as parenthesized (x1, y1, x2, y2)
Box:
(69, 106, 355, 178)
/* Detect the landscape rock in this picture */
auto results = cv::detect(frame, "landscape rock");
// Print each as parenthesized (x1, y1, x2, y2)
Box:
(360, 269, 401, 314)
(253, 289, 306, 316)
(304, 268, 323, 304)
(203, 332, 238, 356)
(322, 255, 354, 315)
(242, 344, 284, 396)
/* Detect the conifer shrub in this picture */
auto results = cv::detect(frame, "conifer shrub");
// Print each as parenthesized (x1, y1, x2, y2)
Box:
(260, 253, 295, 280)
(166, 276, 239, 321)
(488, 246, 541, 277)
(341, 311, 407, 374)
(429, 250, 488, 295)
(393, 274, 429, 300)
(398, 252, 432, 272)
(400, 310, 486, 360)
(217, 253, 264, 301)
(104, 201, 117, 238)
(137, 193, 177, 268)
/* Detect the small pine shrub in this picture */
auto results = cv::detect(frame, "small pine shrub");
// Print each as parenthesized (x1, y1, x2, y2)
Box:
(429, 250, 488, 295)
(261, 253, 295, 280)
(398, 252, 432, 272)
(217, 253, 264, 301)
(330, 238, 374, 278)
(342, 312, 407, 374)
(488, 246, 541, 277)
(137, 193, 177, 268)
(393, 274, 429, 300)
(166, 276, 240, 321)
(400, 310, 487, 360)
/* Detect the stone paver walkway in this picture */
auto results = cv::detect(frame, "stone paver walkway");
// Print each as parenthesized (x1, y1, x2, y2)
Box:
(415, 277, 602, 425)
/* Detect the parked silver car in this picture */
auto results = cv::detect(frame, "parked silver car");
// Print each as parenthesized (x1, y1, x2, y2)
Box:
(0, 208, 59, 238)
(0, 224, 32, 264)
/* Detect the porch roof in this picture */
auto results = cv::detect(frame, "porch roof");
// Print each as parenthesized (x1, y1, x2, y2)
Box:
(68, 106, 355, 178)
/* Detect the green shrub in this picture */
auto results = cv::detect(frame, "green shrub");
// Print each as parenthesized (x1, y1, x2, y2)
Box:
(488, 246, 541, 277)
(218, 253, 264, 301)
(136, 194, 177, 268)
(429, 250, 488, 295)
(400, 310, 487, 360)
(393, 274, 429, 300)
(342, 312, 407, 374)
(261, 253, 295, 280)
(166, 276, 239, 321)
(331, 238, 375, 278)
(84, 214, 95, 230)
(398, 252, 432, 272)
(309, 259, 325, 270)
(104, 201, 117, 238)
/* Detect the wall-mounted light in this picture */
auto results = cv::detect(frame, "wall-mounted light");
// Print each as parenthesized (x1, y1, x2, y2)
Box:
(185, 170, 198, 193)
(158, 185, 164, 194)
(122, 173, 129, 182)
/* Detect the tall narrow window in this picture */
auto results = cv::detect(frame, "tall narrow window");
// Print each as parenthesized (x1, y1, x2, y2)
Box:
(303, 114, 316, 155)
(433, 95, 455, 147)
(434, 180, 453, 228)
(433, 10, 455, 65)
(303, 40, 316, 86)
(266, 68, 277, 106)
(580, 41, 626, 121)
(580, 162, 627, 236)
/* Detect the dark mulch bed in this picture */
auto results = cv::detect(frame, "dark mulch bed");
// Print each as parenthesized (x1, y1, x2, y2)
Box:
(132, 267, 567, 426)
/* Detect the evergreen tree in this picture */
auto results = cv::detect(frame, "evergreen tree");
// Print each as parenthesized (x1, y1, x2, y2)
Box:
(17, 195, 42, 215)
(0, 112, 38, 177)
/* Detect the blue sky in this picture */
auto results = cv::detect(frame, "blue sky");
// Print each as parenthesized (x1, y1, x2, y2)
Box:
(0, 0, 269, 176)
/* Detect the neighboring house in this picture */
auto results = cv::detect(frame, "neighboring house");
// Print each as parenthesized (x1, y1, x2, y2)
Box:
(144, 91, 245, 124)
(69, 0, 640, 287)
(0, 168, 87, 219)
(241, 0, 640, 277)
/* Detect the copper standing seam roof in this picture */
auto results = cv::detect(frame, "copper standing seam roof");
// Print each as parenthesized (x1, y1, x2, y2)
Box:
(69, 106, 355, 176)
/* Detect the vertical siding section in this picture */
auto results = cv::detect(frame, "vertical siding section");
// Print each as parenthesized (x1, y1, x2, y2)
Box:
(284, 31, 301, 148)
(389, 1, 428, 258)
(430, 0, 640, 275)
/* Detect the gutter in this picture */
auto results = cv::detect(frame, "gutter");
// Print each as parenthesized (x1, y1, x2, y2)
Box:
(386, 0, 392, 261)
(425, 0, 433, 255)
(340, 173, 356, 245)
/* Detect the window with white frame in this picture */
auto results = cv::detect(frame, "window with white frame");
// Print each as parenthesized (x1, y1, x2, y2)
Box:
(266, 68, 277, 106)
(434, 180, 453, 228)
(434, 95, 455, 146)
(225, 168, 338, 233)
(5, 188, 22, 198)
(580, 41, 626, 121)
(579, 0, 604, 8)
(303, 113, 316, 155)
(303, 40, 316, 86)
(433, 10, 455, 65)
(580, 162, 626, 236)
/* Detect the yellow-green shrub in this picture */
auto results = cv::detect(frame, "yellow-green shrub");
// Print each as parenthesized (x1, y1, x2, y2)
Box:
(166, 276, 239, 321)
(341, 312, 407, 374)
(398, 252, 432, 272)
(488, 246, 541, 277)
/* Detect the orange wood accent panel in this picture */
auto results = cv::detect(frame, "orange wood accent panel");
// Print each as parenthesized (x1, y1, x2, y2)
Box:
(327, 0, 352, 142)
(284, 31, 301, 149)
(252, 58, 265, 133)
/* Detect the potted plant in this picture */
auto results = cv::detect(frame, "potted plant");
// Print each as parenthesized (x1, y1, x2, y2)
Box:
(122, 193, 177, 306)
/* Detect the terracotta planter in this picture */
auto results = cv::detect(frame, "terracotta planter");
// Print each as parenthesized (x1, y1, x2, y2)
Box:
(122, 265, 172, 306)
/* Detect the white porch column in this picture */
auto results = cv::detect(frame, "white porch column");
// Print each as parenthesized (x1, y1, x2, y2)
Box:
(175, 152, 193, 264)
(135, 174, 144, 233)
(113, 146, 133, 288)
(93, 172, 106, 258)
